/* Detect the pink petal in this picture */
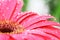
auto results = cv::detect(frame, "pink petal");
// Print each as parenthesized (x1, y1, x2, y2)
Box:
(23, 34, 44, 40)
(10, 34, 23, 40)
(18, 12, 54, 28)
(27, 28, 60, 40)
(16, 0, 23, 11)
(0, 0, 23, 21)
(0, 34, 15, 40)
(11, 33, 44, 40)
(18, 12, 37, 23)
(10, 0, 23, 21)
(26, 21, 60, 29)
(10, 26, 60, 40)
(0, 0, 16, 20)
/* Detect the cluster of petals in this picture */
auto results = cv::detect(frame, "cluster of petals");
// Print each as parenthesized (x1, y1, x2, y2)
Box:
(0, 0, 60, 40)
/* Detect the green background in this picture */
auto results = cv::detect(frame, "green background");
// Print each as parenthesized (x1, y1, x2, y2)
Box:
(22, 0, 60, 22)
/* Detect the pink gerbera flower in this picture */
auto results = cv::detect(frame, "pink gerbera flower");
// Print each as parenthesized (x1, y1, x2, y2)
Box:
(0, 0, 60, 40)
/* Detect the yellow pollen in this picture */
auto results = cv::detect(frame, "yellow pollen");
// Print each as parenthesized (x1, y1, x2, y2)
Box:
(0, 20, 24, 34)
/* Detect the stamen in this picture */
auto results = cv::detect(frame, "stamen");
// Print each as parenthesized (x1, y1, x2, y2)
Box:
(0, 20, 24, 34)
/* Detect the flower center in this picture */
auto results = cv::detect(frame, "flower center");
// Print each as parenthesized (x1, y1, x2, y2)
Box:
(0, 25, 13, 33)
(0, 20, 24, 34)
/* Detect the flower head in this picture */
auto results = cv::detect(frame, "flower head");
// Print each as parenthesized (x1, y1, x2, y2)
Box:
(0, 0, 60, 40)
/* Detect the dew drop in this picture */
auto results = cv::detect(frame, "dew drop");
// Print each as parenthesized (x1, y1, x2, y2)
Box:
(18, 13, 20, 15)
(16, 8, 18, 10)
(17, 0, 21, 4)
(16, 13, 21, 19)
(2, 0, 4, 2)
(6, 7, 9, 10)
(0, 3, 1, 5)
(27, 30, 30, 32)
(2, 14, 5, 17)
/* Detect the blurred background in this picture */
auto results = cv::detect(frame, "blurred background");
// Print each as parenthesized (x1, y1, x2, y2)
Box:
(22, 0, 60, 22)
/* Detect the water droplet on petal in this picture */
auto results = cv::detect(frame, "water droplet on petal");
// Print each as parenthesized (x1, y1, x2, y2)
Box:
(48, 14, 51, 16)
(18, 13, 20, 15)
(2, 14, 5, 17)
(16, 8, 18, 10)
(2, 0, 4, 2)
(17, 0, 21, 4)
(6, 7, 9, 10)
(0, 3, 1, 5)
(27, 30, 30, 32)
(16, 13, 21, 19)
